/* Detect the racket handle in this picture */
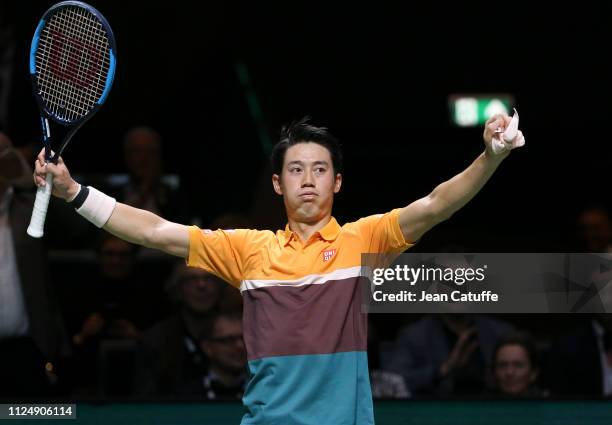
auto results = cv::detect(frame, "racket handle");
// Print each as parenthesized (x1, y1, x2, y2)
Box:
(27, 173, 53, 238)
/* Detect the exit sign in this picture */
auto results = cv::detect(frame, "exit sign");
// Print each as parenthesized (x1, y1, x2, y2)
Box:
(449, 94, 515, 127)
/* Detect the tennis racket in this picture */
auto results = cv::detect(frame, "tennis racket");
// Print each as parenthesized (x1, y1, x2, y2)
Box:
(27, 1, 117, 238)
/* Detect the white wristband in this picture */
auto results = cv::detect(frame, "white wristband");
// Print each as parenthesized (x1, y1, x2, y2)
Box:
(76, 186, 117, 228)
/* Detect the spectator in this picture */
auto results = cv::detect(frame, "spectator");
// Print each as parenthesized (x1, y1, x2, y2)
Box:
(386, 314, 512, 396)
(491, 332, 547, 397)
(120, 126, 190, 223)
(197, 312, 247, 400)
(135, 262, 224, 396)
(71, 235, 154, 346)
(0, 133, 70, 396)
(70, 234, 156, 395)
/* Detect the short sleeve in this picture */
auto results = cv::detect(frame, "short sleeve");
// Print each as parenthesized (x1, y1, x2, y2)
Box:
(354, 208, 413, 254)
(187, 226, 256, 288)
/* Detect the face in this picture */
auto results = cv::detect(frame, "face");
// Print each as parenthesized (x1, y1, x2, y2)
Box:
(177, 267, 222, 314)
(494, 344, 537, 395)
(272, 142, 342, 224)
(201, 317, 246, 372)
(124, 132, 161, 181)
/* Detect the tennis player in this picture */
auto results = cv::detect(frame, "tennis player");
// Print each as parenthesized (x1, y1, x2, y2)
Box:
(34, 114, 523, 424)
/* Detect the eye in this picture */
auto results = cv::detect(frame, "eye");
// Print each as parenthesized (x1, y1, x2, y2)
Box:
(315, 167, 326, 174)
(289, 167, 302, 173)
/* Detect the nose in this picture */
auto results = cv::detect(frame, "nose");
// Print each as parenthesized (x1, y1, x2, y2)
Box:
(301, 169, 315, 187)
(504, 367, 516, 378)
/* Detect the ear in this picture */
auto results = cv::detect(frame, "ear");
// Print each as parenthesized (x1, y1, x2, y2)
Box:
(333, 173, 342, 194)
(272, 174, 283, 195)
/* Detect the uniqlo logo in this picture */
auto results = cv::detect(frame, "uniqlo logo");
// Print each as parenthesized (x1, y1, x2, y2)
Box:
(322, 249, 336, 262)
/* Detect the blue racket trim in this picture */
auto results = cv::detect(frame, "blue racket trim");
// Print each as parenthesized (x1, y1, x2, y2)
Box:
(29, 19, 45, 75)
(98, 50, 116, 105)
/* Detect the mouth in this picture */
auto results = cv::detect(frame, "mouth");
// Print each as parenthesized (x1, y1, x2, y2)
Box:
(298, 192, 318, 200)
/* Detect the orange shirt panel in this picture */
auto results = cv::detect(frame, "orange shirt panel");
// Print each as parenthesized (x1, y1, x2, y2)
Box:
(187, 208, 413, 287)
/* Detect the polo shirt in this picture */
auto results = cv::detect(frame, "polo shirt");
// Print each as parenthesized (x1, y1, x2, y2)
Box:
(188, 208, 412, 424)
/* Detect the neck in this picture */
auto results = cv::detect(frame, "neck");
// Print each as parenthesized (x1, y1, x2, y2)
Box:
(288, 213, 331, 242)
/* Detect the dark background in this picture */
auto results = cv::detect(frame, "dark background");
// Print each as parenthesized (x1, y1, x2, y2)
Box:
(2, 0, 610, 250)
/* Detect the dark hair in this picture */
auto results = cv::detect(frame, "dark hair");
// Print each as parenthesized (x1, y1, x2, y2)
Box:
(493, 331, 539, 370)
(270, 117, 343, 175)
(164, 261, 223, 306)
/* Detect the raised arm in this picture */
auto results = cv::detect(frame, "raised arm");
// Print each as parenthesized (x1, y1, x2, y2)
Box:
(33, 150, 189, 258)
(399, 114, 520, 243)
(104, 203, 189, 257)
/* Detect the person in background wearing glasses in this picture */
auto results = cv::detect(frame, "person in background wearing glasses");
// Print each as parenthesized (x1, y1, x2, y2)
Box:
(135, 262, 225, 396)
(198, 312, 247, 400)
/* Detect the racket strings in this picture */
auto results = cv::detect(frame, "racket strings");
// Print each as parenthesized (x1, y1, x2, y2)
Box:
(35, 6, 111, 122)
(46, 8, 110, 110)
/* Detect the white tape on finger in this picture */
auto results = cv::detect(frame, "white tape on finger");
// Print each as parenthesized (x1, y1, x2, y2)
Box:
(490, 109, 526, 155)
(503, 109, 519, 142)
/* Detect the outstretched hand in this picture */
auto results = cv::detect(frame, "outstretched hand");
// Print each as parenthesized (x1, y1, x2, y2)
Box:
(33, 149, 80, 201)
(483, 110, 525, 158)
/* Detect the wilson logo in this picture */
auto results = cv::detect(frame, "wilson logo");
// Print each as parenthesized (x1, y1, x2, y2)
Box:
(322, 249, 336, 262)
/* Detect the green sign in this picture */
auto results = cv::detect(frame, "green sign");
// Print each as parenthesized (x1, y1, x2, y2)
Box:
(449, 95, 514, 127)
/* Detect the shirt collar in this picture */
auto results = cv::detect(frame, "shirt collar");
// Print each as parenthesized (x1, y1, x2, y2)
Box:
(279, 217, 341, 246)
(318, 217, 341, 241)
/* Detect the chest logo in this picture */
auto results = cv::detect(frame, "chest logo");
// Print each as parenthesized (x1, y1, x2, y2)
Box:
(322, 249, 336, 262)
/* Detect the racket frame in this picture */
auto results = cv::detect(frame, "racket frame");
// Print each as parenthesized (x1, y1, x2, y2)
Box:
(29, 0, 117, 162)
(27, 1, 116, 238)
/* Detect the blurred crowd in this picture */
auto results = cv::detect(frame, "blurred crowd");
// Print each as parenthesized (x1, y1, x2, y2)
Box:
(1, 127, 611, 401)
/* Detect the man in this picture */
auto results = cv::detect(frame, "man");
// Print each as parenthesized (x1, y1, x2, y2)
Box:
(1, 132, 69, 396)
(387, 314, 512, 396)
(136, 262, 224, 396)
(198, 312, 247, 400)
(120, 126, 191, 224)
(34, 115, 523, 423)
(69, 235, 151, 395)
